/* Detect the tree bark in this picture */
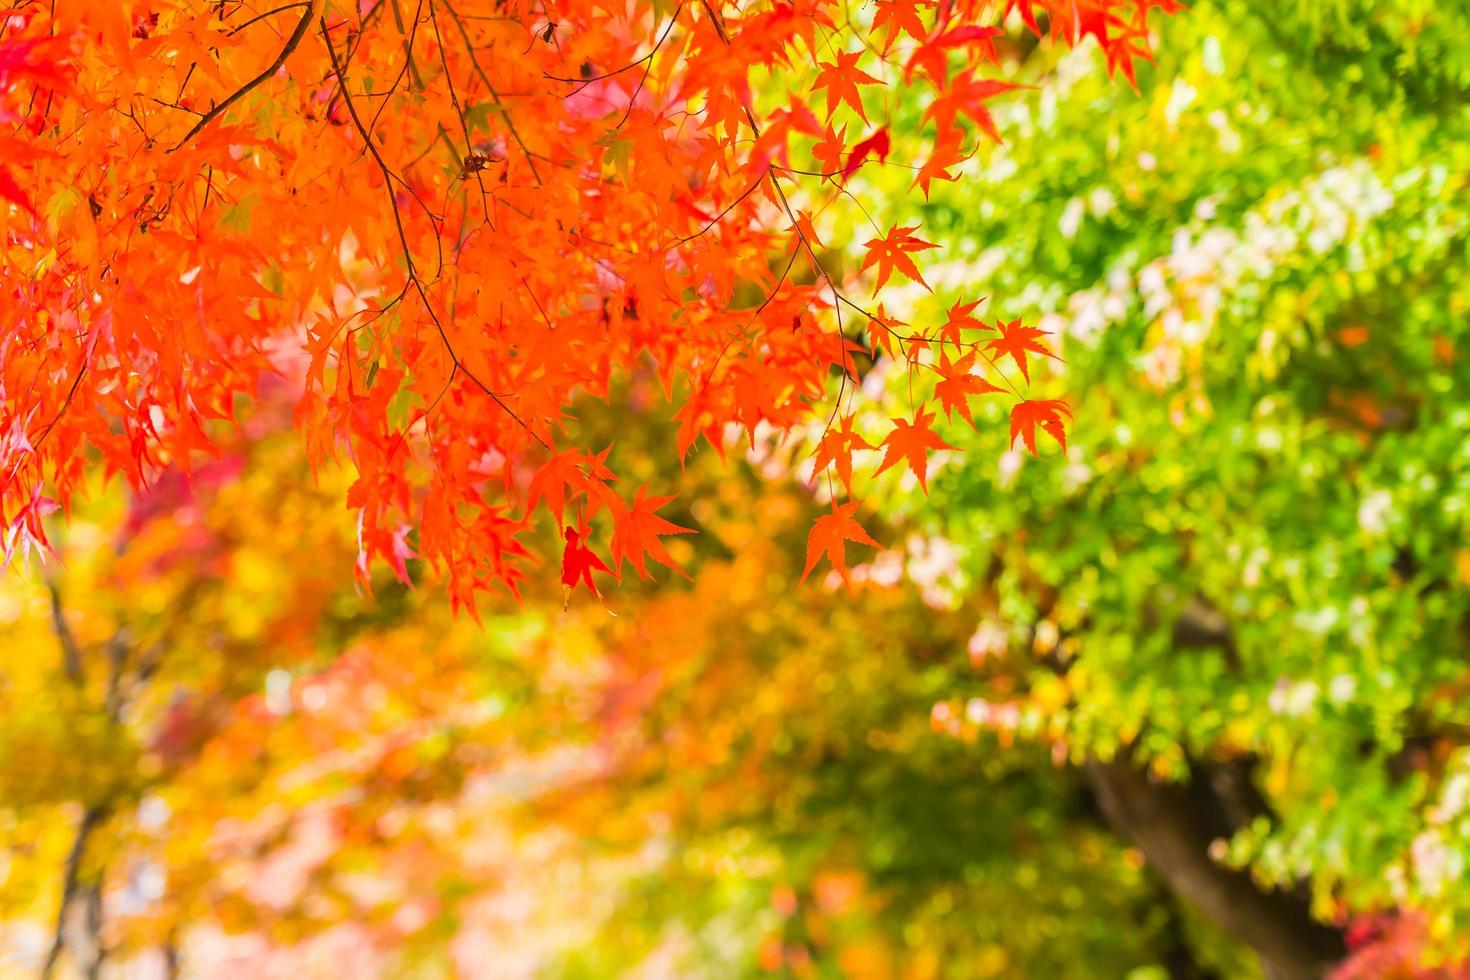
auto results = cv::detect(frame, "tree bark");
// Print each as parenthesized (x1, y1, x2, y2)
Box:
(1086, 757, 1345, 980)
(40, 805, 108, 980)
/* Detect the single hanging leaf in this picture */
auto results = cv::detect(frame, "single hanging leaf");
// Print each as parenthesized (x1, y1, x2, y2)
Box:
(911, 128, 969, 200)
(986, 318, 1058, 384)
(924, 73, 1027, 143)
(862, 224, 938, 292)
(812, 50, 882, 122)
(937, 297, 989, 348)
(934, 352, 1003, 425)
(562, 525, 614, 608)
(812, 122, 850, 176)
(866, 303, 908, 359)
(841, 127, 890, 179)
(528, 447, 615, 523)
(801, 500, 881, 584)
(609, 485, 694, 579)
(1010, 398, 1072, 456)
(871, 0, 930, 50)
(811, 415, 875, 491)
(873, 404, 956, 492)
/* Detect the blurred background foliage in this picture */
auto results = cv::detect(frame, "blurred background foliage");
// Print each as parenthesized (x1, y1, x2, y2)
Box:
(5, 0, 1470, 977)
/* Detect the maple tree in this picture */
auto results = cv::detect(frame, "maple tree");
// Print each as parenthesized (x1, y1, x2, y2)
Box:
(0, 0, 1181, 607)
(17, 1, 1470, 978)
(0, 402, 1237, 977)
(10, 1, 1470, 978)
(0, 398, 643, 976)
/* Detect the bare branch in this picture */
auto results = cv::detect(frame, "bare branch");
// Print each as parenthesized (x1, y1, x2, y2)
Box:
(45, 579, 83, 685)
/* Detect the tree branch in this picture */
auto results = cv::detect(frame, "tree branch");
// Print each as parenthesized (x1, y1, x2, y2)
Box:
(1085, 756, 1345, 979)
(40, 805, 109, 980)
(169, 0, 316, 151)
(45, 579, 83, 685)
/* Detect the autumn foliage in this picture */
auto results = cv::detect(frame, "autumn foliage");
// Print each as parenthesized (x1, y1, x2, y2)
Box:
(0, 0, 1180, 607)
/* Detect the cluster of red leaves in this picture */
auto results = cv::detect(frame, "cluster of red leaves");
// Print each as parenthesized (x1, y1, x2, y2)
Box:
(0, 0, 1180, 607)
(1333, 915, 1470, 979)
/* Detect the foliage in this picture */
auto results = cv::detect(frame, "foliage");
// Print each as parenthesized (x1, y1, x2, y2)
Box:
(9, 0, 1470, 977)
(840, 0, 1470, 959)
(1, 0, 1178, 609)
(530, 518, 1254, 978)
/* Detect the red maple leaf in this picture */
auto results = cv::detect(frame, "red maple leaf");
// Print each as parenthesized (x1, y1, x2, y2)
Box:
(528, 446, 615, 523)
(841, 126, 890, 179)
(561, 525, 614, 607)
(911, 127, 969, 200)
(871, 0, 933, 50)
(924, 72, 1027, 143)
(812, 50, 882, 121)
(811, 415, 875, 491)
(937, 297, 988, 348)
(812, 122, 849, 176)
(905, 25, 1003, 85)
(0, 166, 31, 213)
(1009, 398, 1071, 456)
(865, 302, 908, 358)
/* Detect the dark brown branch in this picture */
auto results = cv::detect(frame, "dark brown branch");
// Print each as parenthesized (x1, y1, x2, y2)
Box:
(542, 2, 685, 88)
(1086, 757, 1345, 980)
(225, 1, 309, 37)
(169, 0, 315, 151)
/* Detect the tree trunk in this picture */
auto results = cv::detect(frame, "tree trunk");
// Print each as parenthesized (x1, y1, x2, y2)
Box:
(40, 805, 108, 980)
(1085, 757, 1346, 980)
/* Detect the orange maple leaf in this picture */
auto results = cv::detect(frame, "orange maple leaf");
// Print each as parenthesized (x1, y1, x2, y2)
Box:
(527, 446, 614, 522)
(934, 352, 1003, 425)
(911, 127, 969, 200)
(1009, 398, 1071, 456)
(801, 500, 881, 584)
(811, 415, 875, 491)
(812, 122, 850, 176)
(985, 318, 1057, 384)
(924, 72, 1026, 143)
(609, 485, 694, 579)
(792, 208, 824, 249)
(865, 302, 908, 358)
(937, 297, 988, 348)
(871, 0, 932, 50)
(873, 405, 956, 492)
(812, 50, 882, 122)
(862, 224, 938, 292)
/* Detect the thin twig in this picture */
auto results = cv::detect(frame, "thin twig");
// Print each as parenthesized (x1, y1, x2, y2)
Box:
(169, 1, 316, 151)
(320, 18, 551, 448)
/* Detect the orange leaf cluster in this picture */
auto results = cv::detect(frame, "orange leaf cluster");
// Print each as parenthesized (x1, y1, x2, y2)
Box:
(0, 0, 1178, 602)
